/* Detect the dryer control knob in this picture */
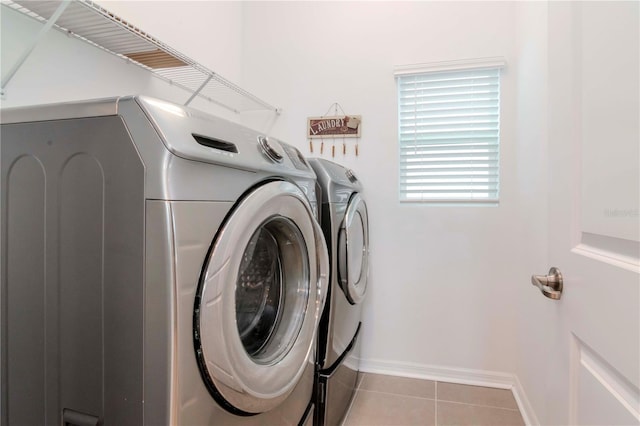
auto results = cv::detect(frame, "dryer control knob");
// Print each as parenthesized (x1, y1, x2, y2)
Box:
(258, 136, 284, 163)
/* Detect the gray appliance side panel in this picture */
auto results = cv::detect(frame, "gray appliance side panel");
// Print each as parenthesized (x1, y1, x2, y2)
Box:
(171, 200, 230, 425)
(319, 328, 362, 426)
(143, 201, 175, 426)
(319, 202, 363, 371)
(2, 153, 46, 426)
(308, 158, 362, 204)
(0, 97, 119, 125)
(117, 97, 294, 202)
(325, 279, 363, 372)
(131, 96, 316, 181)
(1, 116, 145, 425)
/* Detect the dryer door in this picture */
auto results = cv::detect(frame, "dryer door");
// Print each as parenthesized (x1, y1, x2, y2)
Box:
(337, 193, 369, 305)
(194, 180, 328, 415)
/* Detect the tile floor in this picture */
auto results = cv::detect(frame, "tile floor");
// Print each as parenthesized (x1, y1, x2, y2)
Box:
(342, 373, 525, 426)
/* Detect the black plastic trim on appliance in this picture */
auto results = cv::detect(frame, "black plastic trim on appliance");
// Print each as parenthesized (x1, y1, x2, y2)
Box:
(315, 202, 334, 368)
(316, 276, 332, 368)
(345, 169, 358, 183)
(62, 408, 100, 426)
(319, 322, 362, 376)
(298, 401, 315, 426)
(315, 375, 329, 426)
(192, 134, 238, 153)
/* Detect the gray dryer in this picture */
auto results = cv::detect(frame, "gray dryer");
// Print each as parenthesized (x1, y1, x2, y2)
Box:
(1, 96, 328, 425)
(308, 158, 369, 426)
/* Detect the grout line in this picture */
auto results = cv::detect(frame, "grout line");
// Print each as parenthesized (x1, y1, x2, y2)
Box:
(434, 381, 438, 425)
(434, 380, 520, 411)
(340, 391, 358, 426)
(437, 399, 521, 412)
(355, 388, 437, 401)
(340, 372, 366, 426)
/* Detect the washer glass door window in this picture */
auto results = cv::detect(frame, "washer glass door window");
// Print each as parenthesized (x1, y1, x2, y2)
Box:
(338, 193, 369, 305)
(194, 180, 328, 415)
(236, 216, 308, 365)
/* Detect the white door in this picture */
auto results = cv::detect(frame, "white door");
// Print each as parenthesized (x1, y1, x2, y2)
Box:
(541, 2, 639, 425)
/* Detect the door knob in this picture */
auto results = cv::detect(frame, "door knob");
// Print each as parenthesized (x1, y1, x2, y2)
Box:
(531, 267, 563, 300)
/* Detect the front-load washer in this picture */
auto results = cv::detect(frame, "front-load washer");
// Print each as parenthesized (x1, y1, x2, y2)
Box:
(0, 95, 328, 426)
(308, 158, 369, 426)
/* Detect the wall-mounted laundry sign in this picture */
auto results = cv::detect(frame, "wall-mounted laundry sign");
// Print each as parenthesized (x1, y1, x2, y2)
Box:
(308, 102, 362, 157)
(307, 115, 362, 139)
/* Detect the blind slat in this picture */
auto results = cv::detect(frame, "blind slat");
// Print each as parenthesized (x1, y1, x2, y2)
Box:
(400, 141, 496, 148)
(400, 93, 499, 105)
(401, 144, 499, 152)
(400, 86, 499, 98)
(400, 113, 499, 123)
(400, 188, 499, 194)
(401, 155, 499, 163)
(400, 104, 499, 114)
(403, 153, 499, 161)
(401, 126, 499, 134)
(400, 85, 499, 98)
(401, 172, 500, 178)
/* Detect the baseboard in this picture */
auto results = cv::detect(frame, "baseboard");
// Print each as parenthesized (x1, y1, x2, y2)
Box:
(359, 358, 539, 425)
(359, 358, 514, 388)
(511, 374, 540, 426)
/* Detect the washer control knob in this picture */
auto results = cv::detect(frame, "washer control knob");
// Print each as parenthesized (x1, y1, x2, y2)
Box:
(258, 136, 284, 163)
(345, 169, 358, 183)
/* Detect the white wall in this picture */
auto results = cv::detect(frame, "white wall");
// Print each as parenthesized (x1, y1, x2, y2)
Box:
(241, 1, 535, 378)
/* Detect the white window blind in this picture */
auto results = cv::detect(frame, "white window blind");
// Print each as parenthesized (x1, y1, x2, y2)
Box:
(397, 65, 501, 203)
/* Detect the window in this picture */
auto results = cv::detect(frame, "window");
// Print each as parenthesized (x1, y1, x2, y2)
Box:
(396, 59, 504, 203)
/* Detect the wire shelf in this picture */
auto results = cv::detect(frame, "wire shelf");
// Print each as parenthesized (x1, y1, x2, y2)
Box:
(2, 0, 280, 114)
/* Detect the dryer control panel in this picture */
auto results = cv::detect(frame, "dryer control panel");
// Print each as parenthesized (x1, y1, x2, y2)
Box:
(282, 144, 310, 171)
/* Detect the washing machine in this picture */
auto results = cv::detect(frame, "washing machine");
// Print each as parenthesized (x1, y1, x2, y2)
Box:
(308, 159, 369, 426)
(0, 95, 329, 426)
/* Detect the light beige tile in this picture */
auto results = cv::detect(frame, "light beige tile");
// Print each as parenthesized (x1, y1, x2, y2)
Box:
(437, 401, 525, 426)
(359, 373, 436, 399)
(437, 383, 518, 410)
(344, 390, 436, 426)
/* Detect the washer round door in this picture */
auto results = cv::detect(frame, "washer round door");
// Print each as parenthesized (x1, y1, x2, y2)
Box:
(193, 180, 328, 415)
(337, 193, 369, 304)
